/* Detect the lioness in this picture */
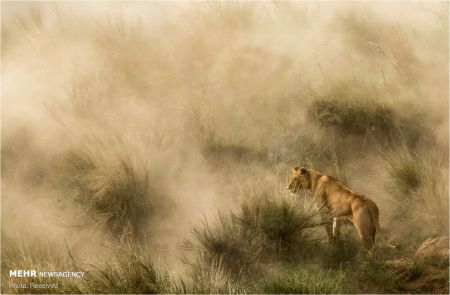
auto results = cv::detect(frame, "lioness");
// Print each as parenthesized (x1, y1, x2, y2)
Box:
(287, 166, 384, 254)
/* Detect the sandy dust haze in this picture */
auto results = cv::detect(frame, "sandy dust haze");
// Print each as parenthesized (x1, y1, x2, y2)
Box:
(1, 1, 448, 294)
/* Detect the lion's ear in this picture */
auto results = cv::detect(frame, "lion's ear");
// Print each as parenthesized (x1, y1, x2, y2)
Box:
(300, 167, 307, 174)
(293, 166, 300, 172)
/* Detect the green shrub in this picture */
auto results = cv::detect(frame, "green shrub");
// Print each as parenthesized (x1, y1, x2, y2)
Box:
(321, 227, 361, 268)
(359, 259, 396, 290)
(262, 264, 348, 294)
(359, 260, 393, 288)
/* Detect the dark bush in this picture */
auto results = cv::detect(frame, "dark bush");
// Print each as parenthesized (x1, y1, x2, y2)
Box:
(185, 181, 322, 278)
(56, 148, 169, 241)
(235, 187, 320, 257)
(187, 214, 263, 276)
(306, 80, 429, 148)
(309, 97, 395, 137)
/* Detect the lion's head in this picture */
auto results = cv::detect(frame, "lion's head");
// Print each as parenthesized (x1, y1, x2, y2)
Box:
(287, 166, 311, 193)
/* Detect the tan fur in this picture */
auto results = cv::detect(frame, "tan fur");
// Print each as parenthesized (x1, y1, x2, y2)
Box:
(287, 166, 382, 253)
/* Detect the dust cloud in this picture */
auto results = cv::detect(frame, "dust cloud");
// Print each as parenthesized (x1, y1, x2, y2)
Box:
(1, 1, 448, 270)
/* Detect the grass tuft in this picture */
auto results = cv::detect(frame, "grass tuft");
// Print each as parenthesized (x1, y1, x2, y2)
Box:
(184, 179, 322, 282)
(80, 246, 174, 294)
(321, 228, 361, 268)
(235, 182, 320, 257)
(1, 236, 82, 294)
(187, 214, 263, 276)
(358, 259, 396, 291)
(1, 236, 175, 294)
(385, 143, 424, 198)
(57, 144, 170, 241)
(385, 144, 449, 238)
(262, 264, 349, 294)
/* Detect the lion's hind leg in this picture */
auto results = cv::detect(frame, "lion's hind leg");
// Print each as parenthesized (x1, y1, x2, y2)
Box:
(354, 210, 375, 254)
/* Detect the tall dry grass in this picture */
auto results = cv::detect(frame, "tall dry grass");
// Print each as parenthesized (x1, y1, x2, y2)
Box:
(385, 143, 449, 240)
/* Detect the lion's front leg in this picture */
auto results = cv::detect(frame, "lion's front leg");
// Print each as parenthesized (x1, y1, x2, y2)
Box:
(321, 214, 334, 242)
